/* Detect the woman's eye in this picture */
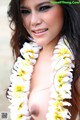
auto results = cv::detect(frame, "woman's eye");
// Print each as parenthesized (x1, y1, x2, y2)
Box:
(20, 9, 31, 15)
(39, 5, 52, 11)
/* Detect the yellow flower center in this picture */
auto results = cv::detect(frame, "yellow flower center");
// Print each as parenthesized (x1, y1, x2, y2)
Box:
(18, 102, 24, 110)
(18, 69, 27, 76)
(58, 47, 70, 57)
(15, 86, 24, 92)
(57, 73, 66, 87)
(17, 114, 24, 120)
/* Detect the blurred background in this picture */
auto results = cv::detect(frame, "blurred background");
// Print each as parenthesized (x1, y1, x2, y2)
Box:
(0, 0, 12, 119)
(0, 0, 80, 120)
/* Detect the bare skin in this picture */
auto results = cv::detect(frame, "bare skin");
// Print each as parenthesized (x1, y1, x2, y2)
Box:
(28, 47, 79, 120)
(6, 0, 80, 119)
(19, 0, 80, 119)
(29, 45, 54, 120)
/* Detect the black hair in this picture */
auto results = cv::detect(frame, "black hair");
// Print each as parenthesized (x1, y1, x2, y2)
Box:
(61, 4, 80, 59)
(7, 0, 80, 114)
(7, 0, 80, 60)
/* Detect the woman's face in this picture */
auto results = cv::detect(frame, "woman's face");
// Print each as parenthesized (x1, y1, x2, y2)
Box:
(20, 0, 64, 46)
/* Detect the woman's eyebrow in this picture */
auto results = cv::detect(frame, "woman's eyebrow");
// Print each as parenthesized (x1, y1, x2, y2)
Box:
(20, 1, 50, 9)
(20, 6, 28, 9)
(36, 1, 50, 7)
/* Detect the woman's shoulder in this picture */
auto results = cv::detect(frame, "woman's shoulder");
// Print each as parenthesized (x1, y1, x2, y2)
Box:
(74, 59, 80, 80)
(74, 59, 80, 112)
(75, 77, 80, 96)
(74, 59, 80, 95)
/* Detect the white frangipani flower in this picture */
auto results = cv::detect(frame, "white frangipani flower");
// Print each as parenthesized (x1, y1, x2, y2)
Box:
(8, 36, 75, 120)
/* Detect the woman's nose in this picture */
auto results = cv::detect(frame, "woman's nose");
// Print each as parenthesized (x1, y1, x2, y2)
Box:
(31, 12, 42, 26)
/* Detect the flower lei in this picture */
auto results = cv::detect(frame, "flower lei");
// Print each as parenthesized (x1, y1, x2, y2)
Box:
(8, 36, 75, 120)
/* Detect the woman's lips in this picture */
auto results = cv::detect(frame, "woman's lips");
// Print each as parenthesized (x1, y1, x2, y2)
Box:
(32, 28, 48, 37)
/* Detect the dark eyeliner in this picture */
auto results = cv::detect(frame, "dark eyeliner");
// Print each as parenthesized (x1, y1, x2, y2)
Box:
(39, 5, 53, 11)
(20, 9, 31, 15)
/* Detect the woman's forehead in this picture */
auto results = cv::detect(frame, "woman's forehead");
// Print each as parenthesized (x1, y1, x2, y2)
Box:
(20, 0, 51, 4)
(20, 0, 53, 8)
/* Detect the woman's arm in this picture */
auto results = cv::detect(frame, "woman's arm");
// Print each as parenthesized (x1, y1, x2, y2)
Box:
(75, 77, 80, 112)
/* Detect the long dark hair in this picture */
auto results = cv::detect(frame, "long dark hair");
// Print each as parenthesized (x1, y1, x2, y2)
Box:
(7, 0, 30, 58)
(61, 4, 80, 58)
(7, 0, 80, 59)
(7, 0, 80, 115)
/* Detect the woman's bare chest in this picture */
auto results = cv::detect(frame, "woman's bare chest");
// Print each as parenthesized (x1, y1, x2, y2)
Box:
(30, 58, 52, 92)
(28, 57, 52, 116)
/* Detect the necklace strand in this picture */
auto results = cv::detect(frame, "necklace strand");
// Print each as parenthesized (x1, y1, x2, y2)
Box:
(8, 36, 75, 120)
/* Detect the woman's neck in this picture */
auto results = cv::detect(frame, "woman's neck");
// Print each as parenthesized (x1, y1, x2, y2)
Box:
(40, 35, 61, 56)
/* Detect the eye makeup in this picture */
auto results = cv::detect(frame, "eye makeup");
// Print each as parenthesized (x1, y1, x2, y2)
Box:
(20, 1, 54, 16)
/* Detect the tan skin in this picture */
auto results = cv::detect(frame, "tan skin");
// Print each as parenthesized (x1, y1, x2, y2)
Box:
(19, 0, 80, 120)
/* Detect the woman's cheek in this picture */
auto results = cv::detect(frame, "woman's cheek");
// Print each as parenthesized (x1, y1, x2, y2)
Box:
(43, 5, 63, 27)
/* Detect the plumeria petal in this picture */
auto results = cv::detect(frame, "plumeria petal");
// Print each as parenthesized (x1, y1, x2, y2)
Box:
(8, 36, 75, 120)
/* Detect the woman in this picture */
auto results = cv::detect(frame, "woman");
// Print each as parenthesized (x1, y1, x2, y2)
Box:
(6, 0, 80, 120)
